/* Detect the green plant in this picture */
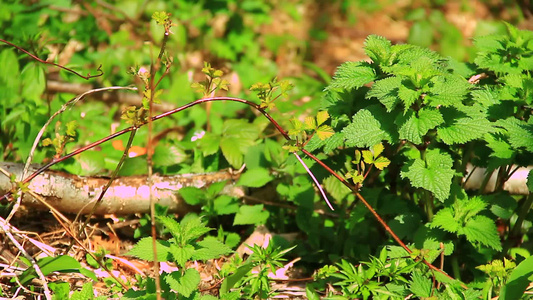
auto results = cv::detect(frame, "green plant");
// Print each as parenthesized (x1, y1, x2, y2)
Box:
(219, 242, 296, 299)
(295, 22, 533, 296)
(125, 214, 233, 299)
(2, 2, 533, 298)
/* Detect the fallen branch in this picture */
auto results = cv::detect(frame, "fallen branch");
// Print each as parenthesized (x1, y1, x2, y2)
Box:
(0, 162, 242, 215)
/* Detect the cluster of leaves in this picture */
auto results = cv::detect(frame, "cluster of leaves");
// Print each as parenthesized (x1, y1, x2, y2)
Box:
(307, 22, 533, 296)
(124, 214, 294, 299)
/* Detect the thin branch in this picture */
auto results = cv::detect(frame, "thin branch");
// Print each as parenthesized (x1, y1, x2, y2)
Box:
(0, 39, 103, 80)
(0, 218, 52, 300)
(293, 152, 334, 211)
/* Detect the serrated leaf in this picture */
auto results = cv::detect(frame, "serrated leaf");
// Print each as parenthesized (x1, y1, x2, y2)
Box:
(126, 237, 171, 262)
(193, 236, 233, 260)
(437, 107, 492, 145)
(343, 108, 392, 148)
(361, 150, 374, 164)
(398, 83, 421, 110)
(367, 76, 402, 111)
(169, 244, 195, 268)
(165, 269, 200, 298)
(316, 111, 329, 125)
(398, 108, 443, 144)
(485, 133, 514, 161)
(323, 132, 345, 153)
(425, 74, 471, 107)
(304, 116, 316, 130)
(409, 271, 432, 298)
(70, 283, 95, 300)
(364, 34, 392, 63)
(496, 118, 533, 152)
(461, 215, 502, 251)
(181, 216, 212, 243)
(237, 168, 273, 187)
(329, 61, 376, 90)
(401, 149, 454, 201)
(372, 143, 385, 157)
(234, 205, 269, 225)
(471, 87, 500, 107)
(157, 215, 182, 238)
(431, 207, 459, 233)
(374, 156, 391, 170)
(316, 125, 334, 140)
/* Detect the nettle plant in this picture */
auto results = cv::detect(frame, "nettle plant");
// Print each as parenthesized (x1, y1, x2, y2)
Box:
(303, 22, 533, 297)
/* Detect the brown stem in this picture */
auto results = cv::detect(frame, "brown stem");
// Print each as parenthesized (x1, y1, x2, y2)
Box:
(0, 39, 103, 80)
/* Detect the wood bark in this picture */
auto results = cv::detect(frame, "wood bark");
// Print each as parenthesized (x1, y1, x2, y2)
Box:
(0, 162, 242, 215)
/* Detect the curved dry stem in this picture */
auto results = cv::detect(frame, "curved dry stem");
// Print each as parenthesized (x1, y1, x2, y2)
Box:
(0, 38, 103, 79)
(0, 217, 52, 300)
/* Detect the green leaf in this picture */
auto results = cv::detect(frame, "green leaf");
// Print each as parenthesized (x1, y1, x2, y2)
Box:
(181, 216, 212, 243)
(237, 168, 273, 187)
(164, 269, 200, 298)
(234, 205, 269, 225)
(437, 107, 493, 145)
(401, 149, 454, 201)
(364, 34, 392, 64)
(193, 236, 233, 260)
(70, 283, 97, 300)
(19, 255, 84, 285)
(496, 118, 533, 152)
(220, 263, 255, 294)
(343, 108, 393, 148)
(500, 256, 533, 300)
(126, 237, 171, 262)
(398, 83, 422, 110)
(153, 144, 187, 166)
(220, 137, 245, 168)
(179, 187, 206, 206)
(461, 215, 502, 251)
(214, 195, 239, 215)
(398, 108, 443, 144)
(169, 244, 195, 268)
(305, 284, 321, 300)
(367, 76, 402, 111)
(374, 156, 391, 170)
(316, 111, 330, 126)
(431, 207, 459, 233)
(20, 63, 46, 103)
(316, 125, 334, 140)
(329, 61, 376, 90)
(409, 271, 432, 298)
(425, 74, 471, 107)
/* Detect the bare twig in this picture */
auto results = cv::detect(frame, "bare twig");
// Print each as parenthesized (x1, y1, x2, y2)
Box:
(0, 39, 103, 79)
(0, 218, 52, 300)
